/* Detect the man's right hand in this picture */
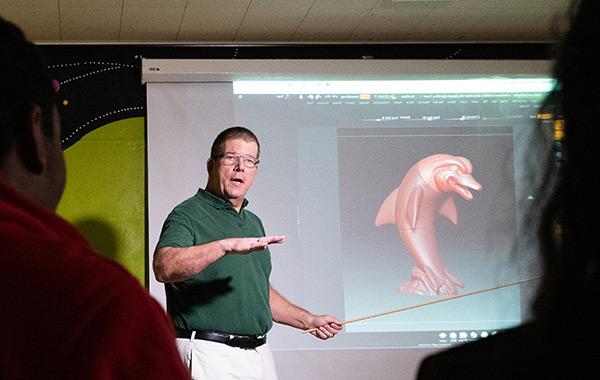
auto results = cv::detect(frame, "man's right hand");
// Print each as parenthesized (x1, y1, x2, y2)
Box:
(223, 235, 286, 255)
(154, 235, 285, 283)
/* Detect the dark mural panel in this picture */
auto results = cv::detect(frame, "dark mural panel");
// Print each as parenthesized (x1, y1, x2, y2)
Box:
(38, 43, 551, 150)
(40, 46, 145, 149)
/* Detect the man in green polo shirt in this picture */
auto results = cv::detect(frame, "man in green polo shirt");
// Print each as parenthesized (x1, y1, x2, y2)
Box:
(154, 126, 342, 380)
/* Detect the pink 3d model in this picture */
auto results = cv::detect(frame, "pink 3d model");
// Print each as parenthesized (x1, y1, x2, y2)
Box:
(375, 154, 482, 296)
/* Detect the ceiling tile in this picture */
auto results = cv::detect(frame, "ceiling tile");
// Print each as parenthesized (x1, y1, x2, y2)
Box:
(0, 0, 56, 6)
(178, 7, 246, 41)
(494, 0, 571, 8)
(468, 7, 560, 41)
(60, 7, 121, 41)
(293, 7, 368, 40)
(249, 0, 314, 10)
(185, 0, 251, 9)
(0, 6, 60, 41)
(352, 8, 430, 41)
(123, 0, 186, 8)
(408, 7, 487, 41)
(235, 7, 307, 41)
(59, 0, 123, 7)
(312, 0, 378, 9)
(1, 0, 565, 43)
(375, 0, 440, 12)
(120, 6, 184, 41)
(436, 0, 500, 9)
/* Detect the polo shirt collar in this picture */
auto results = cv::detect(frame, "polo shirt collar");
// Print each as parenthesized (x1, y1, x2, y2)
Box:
(196, 188, 249, 211)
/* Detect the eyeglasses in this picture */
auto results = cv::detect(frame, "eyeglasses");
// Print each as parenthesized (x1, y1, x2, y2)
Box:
(216, 153, 260, 168)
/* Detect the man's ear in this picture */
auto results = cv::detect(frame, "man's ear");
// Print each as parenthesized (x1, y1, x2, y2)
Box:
(17, 104, 46, 175)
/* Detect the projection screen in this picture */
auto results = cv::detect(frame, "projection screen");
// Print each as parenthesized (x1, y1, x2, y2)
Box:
(143, 58, 552, 380)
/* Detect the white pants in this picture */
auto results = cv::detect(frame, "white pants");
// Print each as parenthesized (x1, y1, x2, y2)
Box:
(176, 335, 278, 380)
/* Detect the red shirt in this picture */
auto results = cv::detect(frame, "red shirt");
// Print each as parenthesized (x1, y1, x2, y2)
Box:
(0, 179, 190, 379)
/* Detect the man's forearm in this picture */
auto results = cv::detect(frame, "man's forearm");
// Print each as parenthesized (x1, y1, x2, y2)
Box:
(270, 285, 342, 340)
(269, 286, 314, 329)
(153, 241, 226, 283)
(154, 236, 282, 283)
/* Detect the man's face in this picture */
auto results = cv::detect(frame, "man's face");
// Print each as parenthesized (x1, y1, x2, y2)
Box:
(44, 106, 66, 211)
(207, 137, 259, 208)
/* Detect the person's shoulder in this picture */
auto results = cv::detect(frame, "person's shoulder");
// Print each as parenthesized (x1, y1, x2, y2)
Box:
(242, 207, 265, 226)
(170, 190, 214, 214)
(243, 207, 260, 219)
(52, 239, 171, 335)
(7, 231, 159, 326)
(417, 322, 548, 380)
(173, 193, 202, 210)
(11, 228, 144, 300)
(52, 237, 145, 294)
(55, 244, 192, 379)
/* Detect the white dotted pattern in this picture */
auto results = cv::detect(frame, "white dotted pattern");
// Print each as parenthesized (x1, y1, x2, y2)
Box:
(49, 61, 136, 85)
(52, 62, 142, 145)
(61, 106, 144, 144)
(445, 48, 463, 59)
(49, 61, 135, 69)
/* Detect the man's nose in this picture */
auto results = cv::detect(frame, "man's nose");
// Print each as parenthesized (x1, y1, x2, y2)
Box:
(233, 156, 246, 170)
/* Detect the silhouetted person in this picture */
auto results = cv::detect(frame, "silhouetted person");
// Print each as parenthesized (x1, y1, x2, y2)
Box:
(417, 1, 599, 378)
(0, 18, 190, 379)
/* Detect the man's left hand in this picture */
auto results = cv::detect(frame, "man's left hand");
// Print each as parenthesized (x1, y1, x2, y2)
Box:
(307, 315, 343, 340)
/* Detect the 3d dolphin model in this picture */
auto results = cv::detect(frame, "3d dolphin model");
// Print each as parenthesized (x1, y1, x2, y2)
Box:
(375, 154, 482, 296)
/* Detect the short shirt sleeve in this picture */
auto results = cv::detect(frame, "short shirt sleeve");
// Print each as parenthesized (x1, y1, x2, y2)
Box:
(156, 209, 195, 250)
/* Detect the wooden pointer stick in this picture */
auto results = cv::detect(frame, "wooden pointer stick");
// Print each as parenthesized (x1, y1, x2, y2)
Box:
(303, 277, 541, 334)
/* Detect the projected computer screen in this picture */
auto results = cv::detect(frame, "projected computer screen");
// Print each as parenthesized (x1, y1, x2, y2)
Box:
(145, 60, 552, 350)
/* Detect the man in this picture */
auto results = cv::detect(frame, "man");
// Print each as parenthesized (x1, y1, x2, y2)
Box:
(154, 126, 342, 379)
(0, 18, 190, 379)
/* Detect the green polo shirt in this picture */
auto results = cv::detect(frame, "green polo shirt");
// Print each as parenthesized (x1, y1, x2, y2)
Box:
(156, 188, 273, 335)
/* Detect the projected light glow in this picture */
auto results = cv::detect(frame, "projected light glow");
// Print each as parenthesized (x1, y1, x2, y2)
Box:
(232, 78, 555, 95)
(145, 60, 551, 356)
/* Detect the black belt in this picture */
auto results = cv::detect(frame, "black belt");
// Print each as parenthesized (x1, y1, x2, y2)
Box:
(176, 329, 266, 349)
